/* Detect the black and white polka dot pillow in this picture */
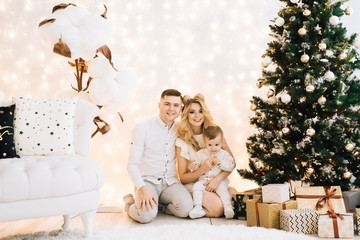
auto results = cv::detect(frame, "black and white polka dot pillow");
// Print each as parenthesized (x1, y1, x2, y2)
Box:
(13, 97, 77, 156)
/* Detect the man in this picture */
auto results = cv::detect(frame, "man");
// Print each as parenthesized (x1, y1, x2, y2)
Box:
(123, 89, 193, 223)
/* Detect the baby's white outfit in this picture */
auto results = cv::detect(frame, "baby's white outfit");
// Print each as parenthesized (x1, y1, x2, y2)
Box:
(190, 148, 235, 219)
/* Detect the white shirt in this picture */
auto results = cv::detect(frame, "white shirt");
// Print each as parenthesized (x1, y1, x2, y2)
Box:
(127, 116, 179, 189)
(193, 148, 235, 181)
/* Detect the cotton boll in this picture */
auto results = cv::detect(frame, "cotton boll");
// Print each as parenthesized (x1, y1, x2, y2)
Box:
(55, 89, 77, 98)
(54, 5, 90, 27)
(88, 78, 118, 106)
(88, 53, 117, 80)
(76, 91, 92, 102)
(38, 14, 75, 48)
(78, 15, 114, 60)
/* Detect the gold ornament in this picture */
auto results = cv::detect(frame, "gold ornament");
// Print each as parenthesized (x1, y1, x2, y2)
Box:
(298, 27, 307, 36)
(345, 143, 355, 152)
(261, 57, 272, 68)
(306, 85, 315, 93)
(267, 88, 275, 97)
(250, 104, 257, 111)
(268, 97, 277, 105)
(345, 7, 353, 15)
(317, 96, 326, 105)
(301, 53, 310, 63)
(318, 42, 327, 51)
(306, 167, 314, 174)
(343, 171, 352, 179)
(306, 128, 315, 136)
(324, 70, 335, 81)
(354, 39, 360, 49)
(303, 9, 311, 17)
(354, 151, 359, 156)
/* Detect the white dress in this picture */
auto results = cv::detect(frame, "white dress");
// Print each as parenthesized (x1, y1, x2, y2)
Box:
(175, 134, 205, 193)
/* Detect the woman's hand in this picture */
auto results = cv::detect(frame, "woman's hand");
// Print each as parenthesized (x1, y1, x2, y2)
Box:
(203, 177, 221, 192)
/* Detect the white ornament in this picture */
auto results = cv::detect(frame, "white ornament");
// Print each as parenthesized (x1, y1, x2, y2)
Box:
(343, 171, 352, 179)
(306, 85, 315, 93)
(324, 70, 335, 81)
(268, 97, 277, 104)
(255, 161, 262, 168)
(261, 57, 272, 68)
(275, 17, 285, 27)
(345, 143, 355, 152)
(338, 53, 347, 60)
(318, 42, 327, 51)
(282, 127, 290, 134)
(329, 16, 339, 26)
(306, 128, 316, 136)
(317, 96, 326, 105)
(301, 54, 310, 63)
(345, 7, 353, 16)
(281, 94, 291, 104)
(298, 27, 307, 36)
(290, 0, 298, 3)
(306, 167, 314, 174)
(303, 9, 311, 17)
(250, 104, 257, 111)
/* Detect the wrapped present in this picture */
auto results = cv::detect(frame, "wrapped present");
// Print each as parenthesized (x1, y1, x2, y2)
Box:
(233, 188, 262, 220)
(280, 208, 319, 234)
(246, 198, 262, 227)
(356, 208, 360, 235)
(246, 198, 297, 228)
(342, 189, 360, 211)
(295, 186, 346, 213)
(318, 212, 354, 238)
(262, 184, 290, 203)
(258, 200, 297, 229)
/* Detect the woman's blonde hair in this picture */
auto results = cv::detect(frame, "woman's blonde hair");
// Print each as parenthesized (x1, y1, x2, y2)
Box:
(177, 93, 216, 151)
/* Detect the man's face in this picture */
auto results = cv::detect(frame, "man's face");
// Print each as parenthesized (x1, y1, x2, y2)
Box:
(158, 95, 182, 125)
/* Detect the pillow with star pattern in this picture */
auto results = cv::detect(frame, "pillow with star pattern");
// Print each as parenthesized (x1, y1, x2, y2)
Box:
(13, 97, 77, 156)
(0, 104, 19, 159)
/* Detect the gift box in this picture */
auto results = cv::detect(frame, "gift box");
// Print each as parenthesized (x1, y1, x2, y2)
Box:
(280, 208, 319, 234)
(262, 184, 290, 203)
(318, 213, 354, 238)
(232, 188, 262, 220)
(342, 189, 360, 212)
(258, 200, 297, 229)
(246, 198, 297, 228)
(356, 208, 360, 235)
(295, 186, 346, 213)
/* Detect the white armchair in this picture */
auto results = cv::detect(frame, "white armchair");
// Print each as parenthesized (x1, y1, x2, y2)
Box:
(0, 99, 105, 239)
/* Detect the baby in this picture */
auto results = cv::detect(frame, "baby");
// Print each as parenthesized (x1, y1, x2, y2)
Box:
(188, 125, 235, 219)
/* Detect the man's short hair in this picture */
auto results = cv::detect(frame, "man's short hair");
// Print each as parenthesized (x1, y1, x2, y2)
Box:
(203, 125, 223, 140)
(161, 89, 182, 101)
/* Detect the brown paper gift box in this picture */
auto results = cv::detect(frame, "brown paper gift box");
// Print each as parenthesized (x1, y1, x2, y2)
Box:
(295, 186, 346, 213)
(246, 198, 297, 229)
(318, 213, 354, 238)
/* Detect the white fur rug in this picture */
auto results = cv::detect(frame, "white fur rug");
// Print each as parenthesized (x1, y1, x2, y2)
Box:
(1, 223, 316, 240)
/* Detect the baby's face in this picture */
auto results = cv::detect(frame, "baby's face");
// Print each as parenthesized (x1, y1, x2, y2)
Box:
(205, 134, 222, 154)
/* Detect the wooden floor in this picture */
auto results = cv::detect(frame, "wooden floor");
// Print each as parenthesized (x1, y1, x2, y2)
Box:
(0, 209, 359, 239)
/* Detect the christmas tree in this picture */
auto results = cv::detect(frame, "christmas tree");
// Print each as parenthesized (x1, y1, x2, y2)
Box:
(239, 0, 360, 191)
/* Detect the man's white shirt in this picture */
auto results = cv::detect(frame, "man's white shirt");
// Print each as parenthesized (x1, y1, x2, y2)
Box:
(128, 116, 179, 189)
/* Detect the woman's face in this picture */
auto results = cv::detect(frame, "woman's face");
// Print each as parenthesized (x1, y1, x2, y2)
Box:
(187, 103, 204, 127)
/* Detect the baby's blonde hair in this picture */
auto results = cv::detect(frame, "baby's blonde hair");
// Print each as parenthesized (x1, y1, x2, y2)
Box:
(177, 93, 216, 151)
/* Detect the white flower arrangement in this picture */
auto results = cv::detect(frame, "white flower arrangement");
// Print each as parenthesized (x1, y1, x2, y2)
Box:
(38, 3, 138, 136)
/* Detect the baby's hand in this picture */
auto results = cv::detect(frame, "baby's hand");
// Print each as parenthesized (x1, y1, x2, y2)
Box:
(211, 156, 221, 166)
(189, 162, 198, 172)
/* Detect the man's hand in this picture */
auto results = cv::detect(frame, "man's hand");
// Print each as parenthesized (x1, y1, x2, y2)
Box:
(138, 186, 158, 211)
(203, 177, 221, 192)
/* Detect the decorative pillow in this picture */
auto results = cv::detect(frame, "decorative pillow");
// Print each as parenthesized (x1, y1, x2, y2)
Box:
(0, 104, 19, 159)
(13, 97, 77, 156)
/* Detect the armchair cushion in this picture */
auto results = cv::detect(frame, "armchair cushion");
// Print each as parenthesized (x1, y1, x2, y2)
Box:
(13, 97, 77, 156)
(0, 104, 19, 159)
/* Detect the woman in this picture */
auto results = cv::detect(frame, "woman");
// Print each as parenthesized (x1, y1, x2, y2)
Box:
(175, 93, 237, 217)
